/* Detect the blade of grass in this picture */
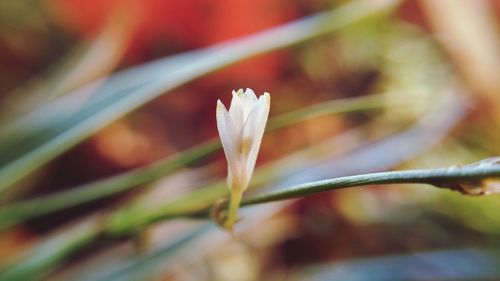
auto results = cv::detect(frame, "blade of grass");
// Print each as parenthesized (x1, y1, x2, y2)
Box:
(0, 0, 399, 195)
(0, 217, 102, 281)
(267, 93, 393, 130)
(77, 224, 215, 281)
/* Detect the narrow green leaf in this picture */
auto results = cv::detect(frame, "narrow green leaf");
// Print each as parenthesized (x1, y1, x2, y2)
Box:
(0, 218, 101, 281)
(0, 141, 218, 230)
(80, 224, 214, 281)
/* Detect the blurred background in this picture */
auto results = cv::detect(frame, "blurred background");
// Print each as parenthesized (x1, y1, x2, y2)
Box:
(1, 0, 500, 280)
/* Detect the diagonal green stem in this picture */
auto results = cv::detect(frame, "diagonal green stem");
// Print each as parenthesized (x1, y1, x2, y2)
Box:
(108, 158, 500, 235)
(241, 159, 500, 207)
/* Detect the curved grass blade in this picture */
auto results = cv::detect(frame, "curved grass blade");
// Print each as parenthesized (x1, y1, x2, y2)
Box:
(0, 218, 102, 281)
(78, 224, 214, 281)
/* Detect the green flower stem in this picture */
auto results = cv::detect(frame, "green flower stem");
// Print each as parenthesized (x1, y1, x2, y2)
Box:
(108, 158, 500, 235)
(0, 94, 391, 230)
(241, 159, 500, 207)
(224, 188, 244, 231)
(106, 160, 279, 235)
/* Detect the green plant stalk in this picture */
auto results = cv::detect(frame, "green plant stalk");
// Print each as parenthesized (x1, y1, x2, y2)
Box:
(138, 158, 500, 227)
(106, 160, 280, 235)
(0, 217, 102, 281)
(106, 158, 500, 236)
(224, 188, 244, 231)
(242, 159, 500, 207)
(0, 94, 391, 230)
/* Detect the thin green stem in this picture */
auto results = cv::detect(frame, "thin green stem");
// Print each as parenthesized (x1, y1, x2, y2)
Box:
(224, 189, 244, 231)
(241, 159, 500, 207)
(109, 158, 500, 234)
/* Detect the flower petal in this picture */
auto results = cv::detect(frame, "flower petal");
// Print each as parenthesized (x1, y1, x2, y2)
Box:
(229, 90, 245, 133)
(240, 88, 258, 119)
(242, 88, 258, 101)
(242, 92, 270, 140)
(241, 93, 270, 187)
(216, 100, 239, 176)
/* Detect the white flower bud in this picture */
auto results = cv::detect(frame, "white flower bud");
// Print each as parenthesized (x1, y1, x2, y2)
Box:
(216, 88, 270, 229)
